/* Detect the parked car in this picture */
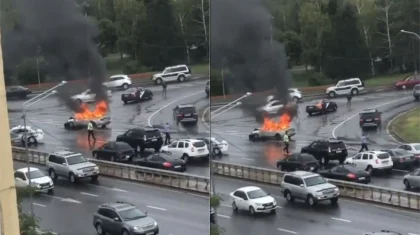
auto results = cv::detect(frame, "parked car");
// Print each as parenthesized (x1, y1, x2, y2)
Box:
(306, 99, 337, 116)
(288, 88, 302, 102)
(151, 64, 191, 84)
(398, 143, 420, 162)
(394, 75, 420, 90)
(173, 104, 198, 125)
(103, 74, 132, 90)
(92, 141, 135, 162)
(300, 139, 348, 165)
(160, 139, 209, 163)
(344, 151, 393, 174)
(121, 87, 153, 104)
(71, 88, 112, 104)
(116, 128, 163, 153)
(134, 152, 187, 172)
(14, 167, 54, 194)
(276, 153, 319, 172)
(403, 168, 420, 190)
(413, 84, 420, 101)
(196, 137, 229, 156)
(359, 108, 381, 129)
(230, 186, 277, 215)
(6, 86, 31, 99)
(318, 164, 371, 183)
(325, 78, 364, 98)
(381, 149, 416, 170)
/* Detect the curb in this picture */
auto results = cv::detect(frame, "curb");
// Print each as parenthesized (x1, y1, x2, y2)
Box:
(387, 106, 420, 143)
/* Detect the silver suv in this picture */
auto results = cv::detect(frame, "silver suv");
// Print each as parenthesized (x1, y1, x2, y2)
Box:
(93, 202, 159, 235)
(280, 171, 339, 207)
(413, 84, 420, 101)
(46, 150, 99, 183)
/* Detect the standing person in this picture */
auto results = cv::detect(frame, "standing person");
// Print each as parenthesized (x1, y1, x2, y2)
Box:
(283, 133, 290, 155)
(161, 81, 167, 98)
(359, 133, 369, 152)
(164, 122, 171, 145)
(87, 121, 96, 142)
(346, 92, 352, 109)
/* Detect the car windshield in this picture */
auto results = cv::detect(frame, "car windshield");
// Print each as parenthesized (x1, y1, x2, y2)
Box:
(246, 189, 268, 199)
(304, 176, 327, 187)
(66, 155, 88, 165)
(377, 153, 390, 159)
(25, 170, 46, 179)
(413, 144, 420, 151)
(119, 208, 147, 221)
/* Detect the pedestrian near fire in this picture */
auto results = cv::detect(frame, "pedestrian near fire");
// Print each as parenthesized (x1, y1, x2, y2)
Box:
(283, 133, 290, 155)
(87, 121, 96, 142)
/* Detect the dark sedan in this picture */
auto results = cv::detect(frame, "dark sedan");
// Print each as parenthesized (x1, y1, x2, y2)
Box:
(276, 153, 319, 172)
(92, 141, 136, 162)
(381, 149, 416, 170)
(306, 99, 337, 116)
(134, 152, 187, 172)
(6, 86, 31, 99)
(318, 164, 371, 183)
(121, 87, 153, 104)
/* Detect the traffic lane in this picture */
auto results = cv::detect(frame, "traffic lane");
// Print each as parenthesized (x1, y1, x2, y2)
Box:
(214, 176, 420, 235)
(15, 162, 209, 235)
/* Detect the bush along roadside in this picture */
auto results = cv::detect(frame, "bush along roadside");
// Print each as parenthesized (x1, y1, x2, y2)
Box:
(210, 195, 223, 235)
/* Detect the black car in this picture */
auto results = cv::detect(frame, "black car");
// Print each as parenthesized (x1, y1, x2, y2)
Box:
(6, 86, 31, 99)
(173, 104, 198, 125)
(301, 139, 348, 165)
(359, 108, 381, 128)
(276, 153, 319, 172)
(121, 87, 153, 104)
(318, 164, 371, 183)
(205, 80, 210, 97)
(134, 152, 186, 172)
(116, 128, 163, 153)
(381, 149, 416, 170)
(306, 99, 337, 116)
(92, 141, 136, 162)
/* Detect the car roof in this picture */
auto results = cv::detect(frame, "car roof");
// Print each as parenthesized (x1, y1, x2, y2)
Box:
(99, 202, 135, 211)
(361, 150, 388, 155)
(360, 108, 378, 114)
(110, 74, 128, 78)
(319, 139, 343, 144)
(178, 104, 195, 108)
(52, 150, 81, 158)
(165, 64, 188, 69)
(286, 171, 319, 178)
(339, 78, 361, 82)
(178, 139, 204, 143)
(16, 167, 40, 173)
(236, 186, 261, 192)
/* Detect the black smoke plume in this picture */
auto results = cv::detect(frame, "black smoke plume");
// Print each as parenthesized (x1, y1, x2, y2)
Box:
(211, 0, 292, 106)
(4, 0, 108, 111)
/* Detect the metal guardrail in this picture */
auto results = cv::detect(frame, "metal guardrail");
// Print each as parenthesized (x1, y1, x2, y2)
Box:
(11, 147, 210, 194)
(213, 161, 420, 211)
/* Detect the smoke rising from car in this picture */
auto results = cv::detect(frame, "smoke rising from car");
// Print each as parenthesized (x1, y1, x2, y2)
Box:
(211, 0, 293, 104)
(6, 0, 108, 111)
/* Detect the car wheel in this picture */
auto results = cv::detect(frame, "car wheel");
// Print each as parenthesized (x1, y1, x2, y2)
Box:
(28, 136, 37, 144)
(47, 189, 54, 195)
(270, 209, 276, 214)
(182, 154, 189, 163)
(49, 169, 58, 180)
(415, 96, 419, 101)
(123, 100, 127, 104)
(122, 229, 129, 235)
(213, 148, 222, 156)
(69, 173, 77, 184)
(338, 158, 345, 164)
(351, 89, 358, 95)
(404, 179, 411, 189)
(328, 91, 336, 98)
(307, 195, 317, 207)
(308, 112, 312, 116)
(330, 197, 338, 205)
(402, 85, 407, 89)
(155, 78, 163, 85)
(178, 75, 185, 82)
(277, 164, 283, 171)
(285, 191, 294, 202)
(149, 93, 153, 99)
(95, 223, 105, 235)
(69, 122, 75, 128)
(249, 206, 256, 215)
(253, 134, 259, 140)
(91, 175, 99, 182)
(232, 201, 238, 212)
(122, 83, 129, 90)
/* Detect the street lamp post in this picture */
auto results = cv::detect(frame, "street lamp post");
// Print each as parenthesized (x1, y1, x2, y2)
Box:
(22, 81, 67, 216)
(401, 30, 420, 74)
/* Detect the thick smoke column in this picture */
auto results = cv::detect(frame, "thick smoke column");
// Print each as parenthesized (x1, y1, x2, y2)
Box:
(9, 0, 108, 111)
(211, 0, 292, 102)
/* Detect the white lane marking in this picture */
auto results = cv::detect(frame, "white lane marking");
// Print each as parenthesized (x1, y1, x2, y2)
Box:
(33, 203, 46, 207)
(386, 110, 407, 144)
(217, 214, 231, 218)
(331, 217, 351, 223)
(277, 228, 297, 234)
(220, 204, 282, 209)
(147, 206, 167, 211)
(112, 187, 128, 192)
(242, 158, 254, 161)
(42, 194, 82, 204)
(332, 97, 411, 139)
(87, 184, 129, 193)
(408, 233, 419, 235)
(147, 91, 204, 127)
(81, 192, 98, 197)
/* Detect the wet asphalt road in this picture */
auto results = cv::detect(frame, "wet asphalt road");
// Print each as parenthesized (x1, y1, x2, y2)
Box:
(8, 80, 210, 176)
(210, 90, 420, 190)
(14, 161, 209, 235)
(214, 176, 420, 235)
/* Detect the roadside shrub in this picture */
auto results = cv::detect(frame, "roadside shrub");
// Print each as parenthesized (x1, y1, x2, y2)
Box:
(122, 60, 150, 74)
(307, 72, 332, 86)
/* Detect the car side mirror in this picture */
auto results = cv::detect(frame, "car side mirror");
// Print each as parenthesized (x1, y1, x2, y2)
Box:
(62, 163, 67, 166)
(114, 217, 120, 221)
(299, 184, 304, 187)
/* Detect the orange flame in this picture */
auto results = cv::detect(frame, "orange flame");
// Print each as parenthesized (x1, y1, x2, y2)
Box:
(261, 113, 292, 131)
(75, 100, 108, 120)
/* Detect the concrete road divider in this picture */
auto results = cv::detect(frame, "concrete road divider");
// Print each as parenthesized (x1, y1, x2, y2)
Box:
(213, 161, 420, 211)
(12, 147, 210, 194)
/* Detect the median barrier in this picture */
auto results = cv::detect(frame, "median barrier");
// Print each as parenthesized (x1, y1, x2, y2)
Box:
(12, 147, 210, 194)
(213, 161, 420, 211)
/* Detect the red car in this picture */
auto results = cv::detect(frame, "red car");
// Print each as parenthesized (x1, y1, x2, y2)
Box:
(395, 75, 420, 89)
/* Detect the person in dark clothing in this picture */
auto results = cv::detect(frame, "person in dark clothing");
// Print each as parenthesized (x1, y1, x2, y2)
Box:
(135, 88, 140, 102)
(164, 122, 171, 145)
(162, 81, 167, 97)
(346, 93, 353, 109)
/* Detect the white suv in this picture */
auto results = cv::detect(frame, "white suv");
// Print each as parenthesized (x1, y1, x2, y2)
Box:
(103, 74, 132, 90)
(152, 65, 191, 84)
(160, 139, 209, 163)
(230, 186, 277, 215)
(325, 78, 365, 98)
(280, 171, 339, 207)
(344, 151, 393, 174)
(288, 88, 302, 102)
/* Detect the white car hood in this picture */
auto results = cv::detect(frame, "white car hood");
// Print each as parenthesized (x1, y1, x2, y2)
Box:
(32, 176, 52, 184)
(250, 196, 276, 204)
(309, 182, 337, 191)
(153, 73, 163, 78)
(326, 86, 335, 92)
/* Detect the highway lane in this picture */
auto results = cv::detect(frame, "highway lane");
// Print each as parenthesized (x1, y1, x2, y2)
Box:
(8, 80, 209, 176)
(214, 176, 420, 235)
(14, 161, 209, 235)
(210, 91, 416, 190)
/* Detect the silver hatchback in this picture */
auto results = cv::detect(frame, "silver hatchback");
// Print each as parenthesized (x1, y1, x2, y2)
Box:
(403, 168, 420, 190)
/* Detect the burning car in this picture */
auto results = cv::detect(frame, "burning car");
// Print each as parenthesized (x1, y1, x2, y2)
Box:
(306, 99, 337, 116)
(71, 88, 112, 104)
(249, 113, 296, 141)
(64, 101, 111, 129)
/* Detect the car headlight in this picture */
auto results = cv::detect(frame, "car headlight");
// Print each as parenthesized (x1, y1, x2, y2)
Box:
(94, 166, 99, 171)
(154, 221, 158, 226)
(334, 188, 339, 192)
(133, 226, 143, 231)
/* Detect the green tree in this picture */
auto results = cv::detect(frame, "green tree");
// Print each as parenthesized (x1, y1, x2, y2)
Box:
(210, 195, 222, 235)
(97, 18, 118, 54)
(279, 30, 301, 66)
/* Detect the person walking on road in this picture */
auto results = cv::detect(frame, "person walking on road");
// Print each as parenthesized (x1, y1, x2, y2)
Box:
(162, 81, 167, 98)
(359, 133, 369, 152)
(164, 122, 171, 145)
(346, 92, 353, 109)
(87, 121, 96, 142)
(283, 133, 290, 155)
